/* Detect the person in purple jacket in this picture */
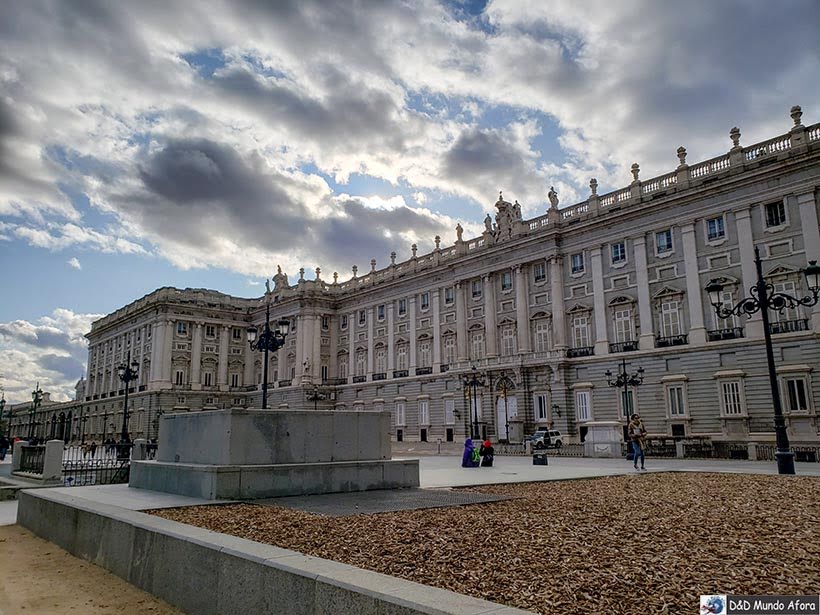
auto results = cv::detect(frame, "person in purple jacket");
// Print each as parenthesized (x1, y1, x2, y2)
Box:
(461, 438, 479, 468)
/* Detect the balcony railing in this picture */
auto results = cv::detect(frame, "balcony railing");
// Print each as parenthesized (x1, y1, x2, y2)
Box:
(707, 327, 744, 342)
(352, 375, 367, 383)
(440, 364, 450, 372)
(566, 346, 594, 358)
(769, 319, 809, 334)
(322, 378, 348, 386)
(609, 341, 639, 353)
(278, 379, 292, 387)
(655, 334, 688, 348)
(415, 367, 433, 375)
(372, 372, 387, 381)
(393, 369, 409, 378)
(138, 385, 147, 392)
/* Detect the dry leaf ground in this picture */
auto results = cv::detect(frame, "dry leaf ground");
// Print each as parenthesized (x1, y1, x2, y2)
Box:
(151, 473, 820, 614)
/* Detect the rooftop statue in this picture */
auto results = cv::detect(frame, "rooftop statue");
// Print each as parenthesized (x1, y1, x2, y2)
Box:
(548, 186, 559, 209)
(273, 265, 290, 291)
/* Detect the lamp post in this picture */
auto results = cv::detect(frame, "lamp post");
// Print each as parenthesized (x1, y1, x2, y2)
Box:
(29, 382, 43, 440)
(706, 248, 819, 475)
(605, 359, 644, 441)
(551, 403, 561, 422)
(101, 409, 109, 442)
(246, 297, 290, 410)
(0, 394, 6, 438)
(462, 366, 485, 439)
(77, 407, 89, 444)
(305, 384, 325, 412)
(497, 373, 514, 443)
(116, 351, 140, 443)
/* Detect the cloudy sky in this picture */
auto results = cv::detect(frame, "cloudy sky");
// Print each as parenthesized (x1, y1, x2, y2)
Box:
(1, 0, 818, 403)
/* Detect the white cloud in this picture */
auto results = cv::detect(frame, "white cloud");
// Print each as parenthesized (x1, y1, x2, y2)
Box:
(0, 308, 103, 404)
(67, 256, 81, 269)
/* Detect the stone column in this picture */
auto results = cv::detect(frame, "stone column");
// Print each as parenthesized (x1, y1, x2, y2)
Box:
(432, 289, 442, 370)
(387, 304, 395, 372)
(484, 274, 498, 357)
(149, 323, 163, 386)
(515, 265, 531, 353)
(161, 320, 173, 388)
(367, 308, 374, 377)
(456, 281, 468, 361)
(312, 314, 322, 382)
(191, 322, 203, 390)
(549, 257, 567, 349)
(348, 312, 356, 379)
(294, 315, 304, 381)
(735, 207, 763, 338)
(681, 223, 707, 344)
(328, 315, 338, 379)
(277, 342, 287, 384)
(243, 328, 254, 388)
(797, 191, 820, 331)
(217, 325, 229, 391)
(633, 236, 656, 348)
(591, 247, 609, 354)
(409, 297, 418, 369)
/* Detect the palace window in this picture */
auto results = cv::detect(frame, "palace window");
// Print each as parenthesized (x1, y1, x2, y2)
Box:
(534, 393, 548, 421)
(656, 229, 673, 254)
(176, 322, 188, 336)
(398, 298, 407, 315)
(706, 216, 725, 241)
(765, 201, 787, 227)
(321, 316, 329, 330)
(377, 305, 385, 321)
(533, 262, 546, 283)
(771, 280, 801, 324)
(340, 315, 348, 330)
(501, 271, 513, 292)
(719, 379, 745, 416)
(418, 340, 431, 367)
(205, 325, 216, 338)
(575, 390, 591, 422)
(375, 347, 386, 373)
(660, 300, 682, 337)
(782, 376, 810, 413)
(420, 292, 430, 310)
(667, 384, 686, 417)
(203, 371, 214, 386)
(396, 345, 408, 370)
(471, 279, 482, 298)
(611, 241, 626, 265)
(469, 331, 485, 361)
(232, 327, 242, 340)
(501, 325, 516, 356)
(444, 398, 455, 425)
(395, 401, 406, 426)
(419, 399, 430, 425)
(533, 319, 551, 353)
(443, 335, 456, 365)
(444, 287, 455, 305)
(570, 253, 585, 274)
(175, 370, 185, 386)
(230, 373, 240, 387)
(572, 315, 590, 348)
(614, 308, 634, 343)
(355, 350, 366, 376)
(338, 357, 348, 379)
(358, 310, 366, 325)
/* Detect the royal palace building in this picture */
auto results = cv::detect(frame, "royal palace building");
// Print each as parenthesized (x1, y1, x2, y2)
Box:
(9, 106, 820, 447)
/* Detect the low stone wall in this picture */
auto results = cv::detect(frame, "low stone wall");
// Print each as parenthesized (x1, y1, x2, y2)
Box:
(130, 458, 420, 500)
(17, 489, 531, 615)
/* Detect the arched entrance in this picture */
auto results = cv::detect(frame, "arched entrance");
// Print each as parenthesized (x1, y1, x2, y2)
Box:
(495, 376, 519, 443)
(57, 412, 67, 441)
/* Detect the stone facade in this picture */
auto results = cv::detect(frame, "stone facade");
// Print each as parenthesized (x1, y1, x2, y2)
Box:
(9, 106, 820, 446)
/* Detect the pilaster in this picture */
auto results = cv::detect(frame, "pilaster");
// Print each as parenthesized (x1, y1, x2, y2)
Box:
(367, 308, 374, 377)
(797, 191, 820, 331)
(681, 224, 707, 344)
(735, 207, 764, 339)
(484, 274, 498, 357)
(515, 265, 530, 353)
(191, 322, 203, 390)
(633, 236, 656, 348)
(409, 297, 417, 369)
(591, 247, 609, 354)
(387, 304, 395, 372)
(432, 290, 442, 369)
(456, 282, 468, 361)
(549, 257, 567, 349)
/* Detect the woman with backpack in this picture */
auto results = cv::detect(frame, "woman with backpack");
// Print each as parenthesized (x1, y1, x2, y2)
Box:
(461, 438, 479, 468)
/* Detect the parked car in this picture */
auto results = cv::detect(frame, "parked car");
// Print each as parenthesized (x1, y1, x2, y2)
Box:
(527, 430, 563, 449)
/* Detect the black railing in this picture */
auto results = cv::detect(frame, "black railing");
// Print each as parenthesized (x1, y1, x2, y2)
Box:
(643, 438, 677, 457)
(19, 445, 46, 474)
(567, 346, 594, 358)
(682, 439, 714, 458)
(769, 319, 809, 334)
(415, 367, 433, 375)
(656, 334, 688, 347)
(278, 379, 292, 387)
(352, 375, 367, 383)
(322, 378, 347, 386)
(393, 369, 409, 378)
(440, 364, 450, 372)
(713, 442, 749, 460)
(61, 443, 132, 486)
(372, 372, 387, 381)
(609, 341, 639, 353)
(707, 327, 744, 341)
(758, 444, 820, 462)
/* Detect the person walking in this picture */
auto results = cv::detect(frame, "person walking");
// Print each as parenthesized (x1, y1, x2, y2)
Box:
(89, 441, 97, 458)
(461, 438, 479, 468)
(479, 439, 494, 467)
(0, 435, 9, 461)
(628, 414, 647, 471)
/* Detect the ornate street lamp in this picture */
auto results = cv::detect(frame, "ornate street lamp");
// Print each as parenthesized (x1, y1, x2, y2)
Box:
(116, 351, 140, 443)
(606, 359, 644, 445)
(305, 384, 326, 412)
(706, 248, 819, 475)
(29, 382, 43, 440)
(247, 295, 290, 410)
(462, 366, 485, 439)
(77, 407, 89, 444)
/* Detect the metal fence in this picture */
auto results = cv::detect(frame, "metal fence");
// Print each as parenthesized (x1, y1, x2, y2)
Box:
(61, 443, 133, 487)
(19, 445, 46, 474)
(642, 439, 678, 458)
(757, 444, 820, 463)
(545, 443, 585, 457)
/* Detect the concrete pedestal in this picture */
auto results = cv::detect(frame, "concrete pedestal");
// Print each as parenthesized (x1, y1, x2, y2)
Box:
(129, 408, 419, 499)
(583, 421, 625, 458)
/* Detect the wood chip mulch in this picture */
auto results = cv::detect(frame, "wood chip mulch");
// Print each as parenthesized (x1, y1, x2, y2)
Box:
(149, 474, 820, 614)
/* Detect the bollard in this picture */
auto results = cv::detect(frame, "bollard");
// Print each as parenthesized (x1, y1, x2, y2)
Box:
(675, 441, 685, 458)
